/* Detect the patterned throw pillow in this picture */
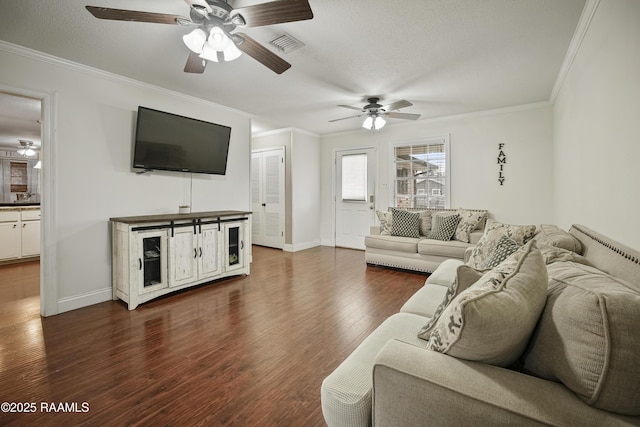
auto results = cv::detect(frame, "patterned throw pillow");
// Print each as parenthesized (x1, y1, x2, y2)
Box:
(454, 209, 487, 243)
(376, 210, 393, 235)
(417, 210, 432, 236)
(467, 219, 537, 270)
(480, 235, 520, 269)
(390, 208, 420, 238)
(426, 213, 460, 241)
(427, 240, 548, 367)
(417, 265, 483, 340)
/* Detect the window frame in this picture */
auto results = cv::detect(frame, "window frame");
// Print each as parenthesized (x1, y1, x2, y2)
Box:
(10, 161, 29, 193)
(389, 135, 450, 209)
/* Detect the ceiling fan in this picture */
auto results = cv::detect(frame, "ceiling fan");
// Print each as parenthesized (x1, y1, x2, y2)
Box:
(330, 97, 421, 131)
(85, 0, 313, 74)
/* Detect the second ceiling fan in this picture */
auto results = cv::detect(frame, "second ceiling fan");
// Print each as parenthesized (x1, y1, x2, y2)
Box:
(86, 0, 314, 74)
(330, 97, 421, 131)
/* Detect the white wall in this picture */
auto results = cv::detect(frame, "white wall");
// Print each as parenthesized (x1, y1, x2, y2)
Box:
(553, 0, 640, 250)
(0, 44, 251, 314)
(320, 105, 554, 246)
(290, 129, 321, 251)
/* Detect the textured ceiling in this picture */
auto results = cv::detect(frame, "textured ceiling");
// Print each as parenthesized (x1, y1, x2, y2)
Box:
(0, 0, 586, 136)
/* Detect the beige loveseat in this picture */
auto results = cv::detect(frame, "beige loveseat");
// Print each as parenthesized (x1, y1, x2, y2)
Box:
(322, 224, 640, 426)
(365, 208, 488, 273)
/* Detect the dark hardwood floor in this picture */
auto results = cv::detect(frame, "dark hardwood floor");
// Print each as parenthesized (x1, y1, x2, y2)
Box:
(0, 246, 426, 426)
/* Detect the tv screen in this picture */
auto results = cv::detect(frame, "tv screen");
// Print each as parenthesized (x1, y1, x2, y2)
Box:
(133, 106, 231, 175)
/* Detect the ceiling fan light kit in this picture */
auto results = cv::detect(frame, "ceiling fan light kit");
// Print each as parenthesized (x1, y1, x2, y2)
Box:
(86, 0, 314, 74)
(362, 115, 386, 131)
(17, 140, 36, 157)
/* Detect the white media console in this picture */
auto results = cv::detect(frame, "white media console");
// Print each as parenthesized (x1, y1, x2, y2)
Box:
(110, 210, 251, 310)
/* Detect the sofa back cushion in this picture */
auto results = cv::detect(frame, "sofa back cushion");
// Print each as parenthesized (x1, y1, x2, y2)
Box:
(521, 261, 640, 415)
(533, 224, 583, 254)
(427, 240, 548, 366)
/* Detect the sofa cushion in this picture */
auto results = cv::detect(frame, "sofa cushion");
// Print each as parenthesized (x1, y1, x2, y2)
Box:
(521, 261, 640, 415)
(376, 210, 393, 235)
(480, 235, 520, 269)
(417, 265, 484, 340)
(427, 240, 548, 366)
(400, 283, 449, 318)
(455, 209, 487, 243)
(391, 208, 420, 238)
(467, 219, 537, 270)
(425, 259, 465, 287)
(417, 239, 471, 259)
(364, 234, 419, 253)
(416, 210, 432, 236)
(320, 313, 428, 427)
(533, 224, 583, 254)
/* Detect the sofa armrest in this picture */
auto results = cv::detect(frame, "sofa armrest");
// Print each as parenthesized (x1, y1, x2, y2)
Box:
(370, 225, 381, 235)
(372, 340, 636, 426)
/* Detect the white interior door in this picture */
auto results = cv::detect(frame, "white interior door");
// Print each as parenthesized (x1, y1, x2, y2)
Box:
(335, 148, 376, 249)
(251, 148, 285, 249)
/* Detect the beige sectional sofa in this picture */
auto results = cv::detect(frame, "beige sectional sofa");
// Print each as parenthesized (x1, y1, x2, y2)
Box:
(365, 208, 488, 273)
(322, 223, 640, 426)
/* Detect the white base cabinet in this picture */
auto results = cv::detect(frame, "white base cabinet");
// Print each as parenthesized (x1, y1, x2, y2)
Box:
(0, 207, 40, 262)
(111, 211, 251, 310)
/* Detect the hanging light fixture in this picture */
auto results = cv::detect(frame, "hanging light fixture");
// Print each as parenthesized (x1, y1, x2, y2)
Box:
(362, 115, 386, 132)
(17, 140, 36, 157)
(183, 26, 242, 63)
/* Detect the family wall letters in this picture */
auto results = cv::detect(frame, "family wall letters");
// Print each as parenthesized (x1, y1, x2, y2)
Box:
(497, 143, 506, 185)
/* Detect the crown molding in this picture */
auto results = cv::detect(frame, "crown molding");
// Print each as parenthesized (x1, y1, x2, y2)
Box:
(0, 40, 251, 118)
(550, 0, 601, 102)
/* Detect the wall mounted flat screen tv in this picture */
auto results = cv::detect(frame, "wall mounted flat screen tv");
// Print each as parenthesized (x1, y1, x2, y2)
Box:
(133, 106, 232, 175)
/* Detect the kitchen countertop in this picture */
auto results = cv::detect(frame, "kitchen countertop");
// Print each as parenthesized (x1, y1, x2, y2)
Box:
(0, 203, 40, 210)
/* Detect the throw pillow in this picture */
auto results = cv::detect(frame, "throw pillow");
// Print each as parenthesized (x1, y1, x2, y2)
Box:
(417, 210, 432, 236)
(390, 208, 420, 238)
(480, 235, 520, 269)
(467, 219, 537, 270)
(426, 213, 460, 241)
(417, 265, 483, 341)
(454, 209, 487, 243)
(376, 210, 393, 235)
(427, 240, 548, 367)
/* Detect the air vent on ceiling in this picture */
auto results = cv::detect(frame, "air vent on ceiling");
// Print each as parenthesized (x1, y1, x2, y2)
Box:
(269, 33, 305, 54)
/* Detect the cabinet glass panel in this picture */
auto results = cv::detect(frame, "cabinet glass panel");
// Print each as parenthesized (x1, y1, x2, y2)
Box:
(228, 226, 240, 266)
(142, 235, 162, 287)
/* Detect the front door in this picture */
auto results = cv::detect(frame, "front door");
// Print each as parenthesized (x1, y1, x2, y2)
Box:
(335, 148, 376, 249)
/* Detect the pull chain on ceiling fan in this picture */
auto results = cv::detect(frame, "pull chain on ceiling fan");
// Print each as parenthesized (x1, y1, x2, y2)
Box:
(85, 0, 313, 74)
(330, 97, 422, 132)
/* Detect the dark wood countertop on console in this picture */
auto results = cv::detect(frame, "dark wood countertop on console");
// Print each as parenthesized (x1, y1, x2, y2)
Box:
(110, 210, 252, 224)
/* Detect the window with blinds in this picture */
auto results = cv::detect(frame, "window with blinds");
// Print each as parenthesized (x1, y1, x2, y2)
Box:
(10, 161, 28, 193)
(393, 137, 449, 209)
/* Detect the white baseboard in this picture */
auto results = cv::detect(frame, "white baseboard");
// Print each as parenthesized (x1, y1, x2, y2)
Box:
(283, 240, 321, 253)
(57, 287, 112, 314)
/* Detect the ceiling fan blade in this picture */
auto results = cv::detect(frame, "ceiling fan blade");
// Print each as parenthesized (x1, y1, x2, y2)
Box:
(184, 52, 206, 73)
(232, 0, 313, 28)
(235, 33, 291, 74)
(386, 112, 421, 120)
(338, 105, 364, 111)
(86, 6, 187, 24)
(382, 100, 412, 111)
(329, 115, 363, 122)
(184, 0, 212, 14)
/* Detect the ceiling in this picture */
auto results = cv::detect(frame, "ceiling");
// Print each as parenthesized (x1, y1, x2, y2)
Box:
(0, 0, 586, 137)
